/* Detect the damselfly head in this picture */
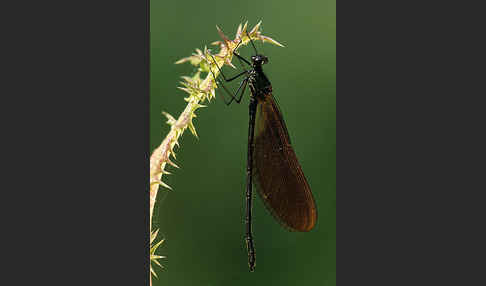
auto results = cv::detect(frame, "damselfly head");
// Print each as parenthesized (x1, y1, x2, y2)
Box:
(251, 55, 269, 66)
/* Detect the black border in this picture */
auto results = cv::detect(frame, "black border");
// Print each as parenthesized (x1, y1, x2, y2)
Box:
(8, 0, 150, 284)
(338, 1, 485, 285)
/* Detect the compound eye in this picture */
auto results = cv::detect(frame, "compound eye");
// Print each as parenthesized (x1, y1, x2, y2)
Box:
(263, 56, 269, 64)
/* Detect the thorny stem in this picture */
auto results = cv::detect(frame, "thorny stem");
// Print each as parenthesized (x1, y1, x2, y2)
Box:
(149, 21, 284, 281)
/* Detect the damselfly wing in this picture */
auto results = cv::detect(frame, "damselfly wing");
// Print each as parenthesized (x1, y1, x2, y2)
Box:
(253, 93, 317, 232)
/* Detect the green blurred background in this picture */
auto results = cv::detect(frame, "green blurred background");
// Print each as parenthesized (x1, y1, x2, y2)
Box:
(150, 0, 335, 285)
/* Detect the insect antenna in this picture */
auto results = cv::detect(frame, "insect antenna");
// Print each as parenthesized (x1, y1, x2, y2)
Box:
(246, 31, 259, 55)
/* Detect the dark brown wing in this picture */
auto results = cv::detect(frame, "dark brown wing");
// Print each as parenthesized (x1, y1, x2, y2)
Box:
(253, 93, 317, 232)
